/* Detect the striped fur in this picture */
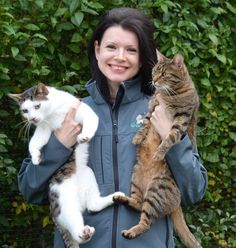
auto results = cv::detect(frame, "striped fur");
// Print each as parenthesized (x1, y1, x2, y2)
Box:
(114, 51, 202, 248)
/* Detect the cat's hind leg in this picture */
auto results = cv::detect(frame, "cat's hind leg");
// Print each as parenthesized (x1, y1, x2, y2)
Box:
(85, 169, 125, 212)
(122, 208, 153, 239)
(113, 176, 143, 212)
(87, 191, 125, 212)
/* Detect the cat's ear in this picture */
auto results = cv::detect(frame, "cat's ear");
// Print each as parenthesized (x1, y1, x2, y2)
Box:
(34, 83, 49, 98)
(173, 54, 184, 70)
(156, 49, 166, 63)
(8, 93, 23, 104)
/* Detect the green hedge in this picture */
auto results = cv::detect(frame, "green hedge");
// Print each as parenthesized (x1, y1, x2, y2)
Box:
(0, 0, 235, 247)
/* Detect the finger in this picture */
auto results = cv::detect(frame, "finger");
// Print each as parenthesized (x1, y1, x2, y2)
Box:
(66, 100, 81, 120)
(156, 94, 166, 107)
(72, 99, 81, 109)
(64, 108, 76, 122)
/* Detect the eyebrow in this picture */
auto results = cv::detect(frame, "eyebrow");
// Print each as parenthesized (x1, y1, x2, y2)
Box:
(103, 41, 138, 48)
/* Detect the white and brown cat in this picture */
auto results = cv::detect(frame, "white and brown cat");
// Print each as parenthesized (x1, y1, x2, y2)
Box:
(9, 83, 124, 248)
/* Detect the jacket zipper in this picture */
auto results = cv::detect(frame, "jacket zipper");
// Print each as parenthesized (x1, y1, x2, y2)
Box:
(111, 106, 119, 248)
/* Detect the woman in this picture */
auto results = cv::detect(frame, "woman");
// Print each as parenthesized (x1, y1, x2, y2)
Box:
(18, 7, 208, 248)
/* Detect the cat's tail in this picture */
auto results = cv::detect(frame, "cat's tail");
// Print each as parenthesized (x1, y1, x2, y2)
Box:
(171, 207, 202, 248)
(75, 142, 89, 167)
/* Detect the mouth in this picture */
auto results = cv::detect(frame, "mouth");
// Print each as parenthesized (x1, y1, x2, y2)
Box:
(109, 64, 129, 72)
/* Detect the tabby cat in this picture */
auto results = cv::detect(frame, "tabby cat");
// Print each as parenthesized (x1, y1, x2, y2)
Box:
(9, 83, 124, 248)
(114, 50, 202, 248)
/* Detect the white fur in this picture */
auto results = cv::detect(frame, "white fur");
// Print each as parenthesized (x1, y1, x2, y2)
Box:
(20, 87, 99, 164)
(22, 86, 124, 245)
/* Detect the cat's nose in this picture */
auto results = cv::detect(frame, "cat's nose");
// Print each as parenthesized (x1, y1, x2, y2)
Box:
(30, 117, 38, 123)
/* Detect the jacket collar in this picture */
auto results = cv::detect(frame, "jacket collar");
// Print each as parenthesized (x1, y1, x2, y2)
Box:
(85, 76, 144, 105)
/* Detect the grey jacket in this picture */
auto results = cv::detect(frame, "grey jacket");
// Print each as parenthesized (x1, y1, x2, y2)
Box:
(18, 77, 208, 248)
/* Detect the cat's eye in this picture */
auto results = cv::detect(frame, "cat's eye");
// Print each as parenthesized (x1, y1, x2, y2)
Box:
(34, 104, 41, 110)
(22, 109, 28, 114)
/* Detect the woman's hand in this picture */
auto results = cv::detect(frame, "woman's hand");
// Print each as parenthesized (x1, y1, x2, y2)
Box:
(54, 101, 82, 148)
(150, 94, 173, 140)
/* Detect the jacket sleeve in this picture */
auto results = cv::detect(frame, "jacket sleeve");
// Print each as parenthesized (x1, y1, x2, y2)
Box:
(18, 133, 73, 205)
(165, 134, 208, 207)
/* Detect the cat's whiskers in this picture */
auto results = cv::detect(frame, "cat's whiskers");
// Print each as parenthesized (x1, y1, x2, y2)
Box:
(163, 85, 177, 97)
(20, 121, 31, 142)
(15, 119, 28, 128)
(25, 122, 32, 141)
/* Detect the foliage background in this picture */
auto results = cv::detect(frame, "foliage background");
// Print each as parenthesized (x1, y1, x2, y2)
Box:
(0, 0, 235, 247)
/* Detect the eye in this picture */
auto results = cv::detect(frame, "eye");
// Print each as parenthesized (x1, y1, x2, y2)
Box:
(34, 104, 41, 110)
(22, 109, 28, 114)
(106, 44, 116, 50)
(127, 47, 137, 53)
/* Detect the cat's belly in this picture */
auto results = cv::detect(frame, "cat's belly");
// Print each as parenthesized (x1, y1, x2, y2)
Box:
(50, 166, 98, 212)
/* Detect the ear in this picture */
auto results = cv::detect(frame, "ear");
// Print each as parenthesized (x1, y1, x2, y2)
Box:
(173, 53, 184, 70)
(35, 83, 49, 96)
(94, 40, 100, 60)
(156, 49, 166, 63)
(8, 93, 23, 104)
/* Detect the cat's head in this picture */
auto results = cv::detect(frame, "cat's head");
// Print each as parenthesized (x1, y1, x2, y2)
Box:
(152, 50, 191, 95)
(8, 83, 49, 125)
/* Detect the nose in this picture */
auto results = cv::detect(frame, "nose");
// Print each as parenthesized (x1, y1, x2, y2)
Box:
(115, 48, 125, 61)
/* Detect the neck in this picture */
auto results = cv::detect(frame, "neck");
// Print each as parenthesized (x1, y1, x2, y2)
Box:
(108, 82, 120, 103)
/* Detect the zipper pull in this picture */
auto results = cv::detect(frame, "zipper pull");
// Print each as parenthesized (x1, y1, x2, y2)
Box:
(113, 122, 119, 143)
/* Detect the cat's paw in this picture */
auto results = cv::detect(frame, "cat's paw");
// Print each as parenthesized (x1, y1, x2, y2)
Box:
(122, 229, 138, 239)
(78, 225, 95, 244)
(77, 134, 91, 143)
(113, 192, 128, 204)
(153, 149, 165, 161)
(132, 134, 144, 145)
(31, 150, 41, 165)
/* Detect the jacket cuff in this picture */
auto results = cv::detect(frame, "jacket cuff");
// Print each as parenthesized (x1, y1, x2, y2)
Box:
(40, 132, 73, 164)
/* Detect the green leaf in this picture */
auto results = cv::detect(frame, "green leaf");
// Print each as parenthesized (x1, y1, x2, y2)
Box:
(40, 66, 50, 76)
(69, 0, 80, 13)
(14, 54, 27, 61)
(226, 2, 236, 14)
(57, 23, 74, 31)
(201, 78, 211, 87)
(11, 47, 19, 57)
(71, 32, 82, 42)
(32, 33, 48, 41)
(216, 54, 227, 64)
(54, 7, 67, 17)
(25, 24, 40, 31)
(160, 3, 168, 13)
(229, 132, 236, 142)
(209, 34, 218, 45)
(71, 11, 84, 27)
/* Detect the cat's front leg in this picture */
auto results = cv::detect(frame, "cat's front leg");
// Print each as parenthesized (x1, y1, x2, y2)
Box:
(132, 117, 151, 145)
(75, 103, 99, 143)
(29, 125, 52, 165)
(153, 118, 186, 161)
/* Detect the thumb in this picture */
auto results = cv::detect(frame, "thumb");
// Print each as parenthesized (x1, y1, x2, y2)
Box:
(156, 94, 166, 108)
(65, 100, 81, 121)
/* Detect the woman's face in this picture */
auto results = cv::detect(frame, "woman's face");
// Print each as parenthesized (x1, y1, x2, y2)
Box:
(95, 26, 141, 88)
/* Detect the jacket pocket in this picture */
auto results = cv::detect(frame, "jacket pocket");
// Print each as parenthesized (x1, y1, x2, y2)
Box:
(88, 135, 113, 185)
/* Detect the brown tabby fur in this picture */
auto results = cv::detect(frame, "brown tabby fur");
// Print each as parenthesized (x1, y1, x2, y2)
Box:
(114, 51, 202, 248)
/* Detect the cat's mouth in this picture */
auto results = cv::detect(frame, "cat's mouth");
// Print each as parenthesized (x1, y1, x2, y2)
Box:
(28, 118, 40, 124)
